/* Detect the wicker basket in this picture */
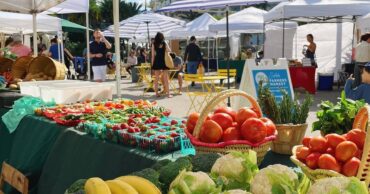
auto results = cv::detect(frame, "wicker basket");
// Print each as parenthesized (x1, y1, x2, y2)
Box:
(291, 105, 370, 187)
(271, 124, 308, 155)
(27, 56, 65, 80)
(0, 57, 14, 74)
(187, 89, 276, 165)
(11, 56, 33, 79)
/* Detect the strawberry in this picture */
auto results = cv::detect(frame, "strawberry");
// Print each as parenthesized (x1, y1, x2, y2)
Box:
(162, 123, 170, 126)
(170, 132, 179, 137)
(112, 125, 120, 131)
(157, 135, 167, 139)
(150, 125, 158, 129)
(171, 120, 178, 125)
(120, 123, 129, 129)
(127, 127, 135, 133)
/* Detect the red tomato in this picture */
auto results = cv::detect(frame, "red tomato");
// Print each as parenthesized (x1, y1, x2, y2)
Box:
(309, 137, 328, 153)
(355, 149, 363, 159)
(199, 120, 223, 143)
(306, 152, 322, 169)
(342, 157, 361, 177)
(318, 154, 341, 173)
(222, 127, 241, 142)
(186, 112, 200, 134)
(240, 118, 267, 143)
(302, 137, 312, 147)
(326, 147, 335, 156)
(335, 141, 358, 162)
(296, 146, 311, 162)
(251, 107, 262, 118)
(232, 122, 240, 130)
(325, 134, 346, 148)
(211, 113, 234, 131)
(214, 107, 237, 121)
(206, 114, 213, 121)
(236, 107, 258, 126)
(346, 129, 366, 150)
(260, 118, 276, 136)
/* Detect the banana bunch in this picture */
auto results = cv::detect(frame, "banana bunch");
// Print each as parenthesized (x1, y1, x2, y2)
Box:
(84, 176, 161, 194)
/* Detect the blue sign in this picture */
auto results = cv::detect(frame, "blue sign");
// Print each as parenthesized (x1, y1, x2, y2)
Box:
(251, 69, 293, 102)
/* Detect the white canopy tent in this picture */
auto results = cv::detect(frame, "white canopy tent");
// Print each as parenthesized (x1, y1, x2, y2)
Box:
(168, 13, 217, 39)
(357, 13, 370, 33)
(0, 0, 66, 56)
(264, 0, 370, 76)
(264, 0, 370, 23)
(0, 11, 61, 34)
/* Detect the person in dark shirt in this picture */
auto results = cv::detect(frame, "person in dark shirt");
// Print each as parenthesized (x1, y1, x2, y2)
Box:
(89, 28, 112, 82)
(137, 48, 148, 65)
(345, 62, 370, 104)
(184, 36, 202, 86)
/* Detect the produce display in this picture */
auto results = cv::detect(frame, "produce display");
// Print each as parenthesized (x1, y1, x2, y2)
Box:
(294, 128, 366, 177)
(35, 99, 186, 153)
(312, 92, 365, 135)
(66, 150, 369, 194)
(186, 106, 277, 145)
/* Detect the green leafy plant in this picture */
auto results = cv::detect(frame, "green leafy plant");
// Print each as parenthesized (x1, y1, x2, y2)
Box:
(257, 81, 313, 125)
(312, 91, 365, 135)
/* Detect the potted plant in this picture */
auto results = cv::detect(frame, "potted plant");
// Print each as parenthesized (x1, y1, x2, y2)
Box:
(257, 82, 313, 155)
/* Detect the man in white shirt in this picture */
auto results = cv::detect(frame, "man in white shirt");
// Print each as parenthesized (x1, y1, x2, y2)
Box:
(354, 33, 370, 88)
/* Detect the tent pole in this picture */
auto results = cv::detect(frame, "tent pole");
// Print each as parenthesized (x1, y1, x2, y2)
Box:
(263, 21, 265, 55)
(351, 17, 356, 63)
(282, 19, 285, 58)
(32, 13, 38, 56)
(207, 37, 210, 73)
(113, 0, 122, 97)
(146, 21, 150, 50)
(60, 31, 65, 65)
(226, 5, 230, 106)
(216, 36, 219, 70)
(86, 12, 91, 80)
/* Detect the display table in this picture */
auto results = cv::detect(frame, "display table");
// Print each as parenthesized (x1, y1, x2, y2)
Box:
(0, 108, 179, 194)
(289, 66, 316, 94)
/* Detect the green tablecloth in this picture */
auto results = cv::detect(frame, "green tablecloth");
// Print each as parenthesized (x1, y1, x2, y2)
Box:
(37, 128, 176, 194)
(218, 60, 246, 82)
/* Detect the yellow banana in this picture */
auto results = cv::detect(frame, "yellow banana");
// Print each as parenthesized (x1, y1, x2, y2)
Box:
(106, 180, 139, 194)
(84, 177, 111, 194)
(115, 175, 161, 194)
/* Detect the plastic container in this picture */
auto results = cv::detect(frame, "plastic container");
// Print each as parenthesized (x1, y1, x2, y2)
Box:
(39, 82, 114, 104)
(19, 80, 83, 97)
(131, 67, 139, 83)
(318, 73, 334, 91)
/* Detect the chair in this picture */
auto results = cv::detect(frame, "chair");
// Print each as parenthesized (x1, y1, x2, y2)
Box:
(0, 162, 29, 194)
(217, 69, 237, 89)
(184, 74, 209, 114)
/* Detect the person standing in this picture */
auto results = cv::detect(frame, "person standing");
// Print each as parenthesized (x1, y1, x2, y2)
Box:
(184, 36, 202, 86)
(126, 50, 138, 75)
(9, 33, 31, 58)
(304, 34, 317, 67)
(89, 29, 112, 82)
(137, 48, 148, 65)
(353, 33, 370, 88)
(151, 32, 172, 98)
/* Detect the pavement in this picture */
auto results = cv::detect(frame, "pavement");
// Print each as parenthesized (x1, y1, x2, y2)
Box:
(116, 76, 342, 137)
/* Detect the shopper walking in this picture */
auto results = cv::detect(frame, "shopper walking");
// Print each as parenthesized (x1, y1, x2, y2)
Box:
(151, 32, 172, 98)
(89, 29, 112, 82)
(184, 36, 202, 86)
(9, 33, 31, 58)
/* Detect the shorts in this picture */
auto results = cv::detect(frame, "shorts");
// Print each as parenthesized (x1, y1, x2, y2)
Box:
(92, 66, 107, 81)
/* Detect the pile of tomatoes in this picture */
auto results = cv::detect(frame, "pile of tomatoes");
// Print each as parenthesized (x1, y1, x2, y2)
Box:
(296, 129, 366, 177)
(186, 106, 277, 144)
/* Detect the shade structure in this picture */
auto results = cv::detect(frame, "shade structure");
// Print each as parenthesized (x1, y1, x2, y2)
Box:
(0, 0, 66, 56)
(61, 19, 89, 32)
(158, 0, 286, 106)
(44, 0, 89, 14)
(0, 11, 61, 34)
(168, 13, 217, 39)
(106, 12, 185, 39)
(264, 0, 370, 23)
(209, 7, 266, 33)
(158, 0, 285, 12)
(357, 13, 370, 32)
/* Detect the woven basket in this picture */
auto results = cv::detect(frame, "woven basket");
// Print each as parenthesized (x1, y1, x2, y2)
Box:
(11, 56, 33, 79)
(272, 124, 308, 155)
(187, 89, 276, 165)
(27, 56, 65, 80)
(0, 57, 14, 74)
(291, 105, 370, 187)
